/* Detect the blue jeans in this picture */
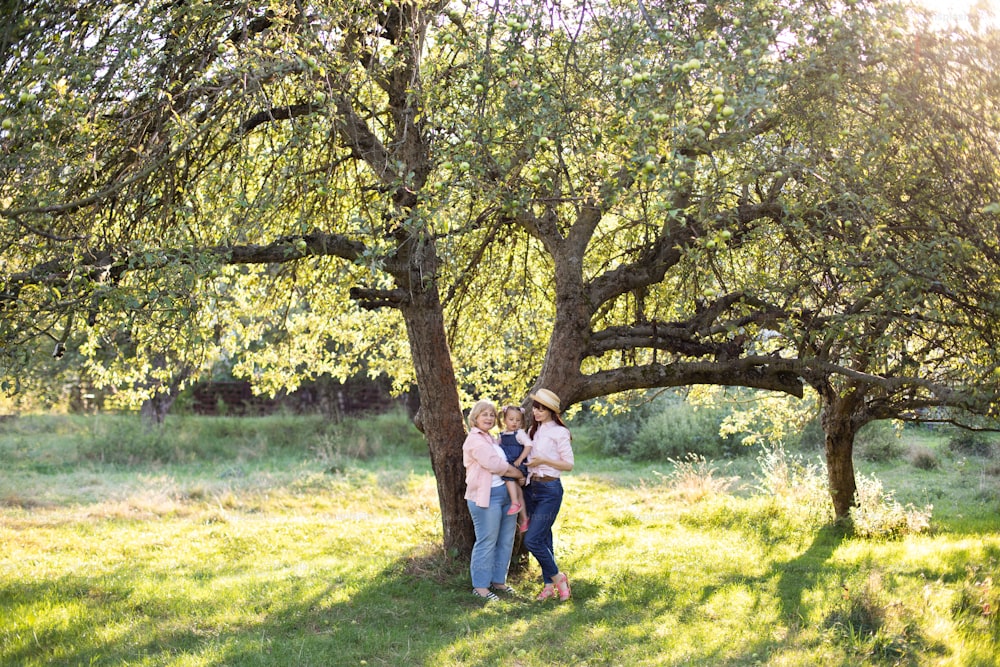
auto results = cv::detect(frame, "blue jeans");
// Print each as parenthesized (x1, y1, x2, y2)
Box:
(523, 479, 564, 584)
(467, 485, 517, 589)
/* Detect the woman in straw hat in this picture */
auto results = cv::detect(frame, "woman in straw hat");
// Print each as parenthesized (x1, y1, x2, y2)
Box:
(523, 388, 575, 601)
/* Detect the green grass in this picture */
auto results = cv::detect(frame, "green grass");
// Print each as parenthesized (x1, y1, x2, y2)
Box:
(2, 415, 1000, 666)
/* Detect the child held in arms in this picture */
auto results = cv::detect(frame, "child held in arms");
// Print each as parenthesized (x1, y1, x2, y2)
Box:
(498, 405, 532, 533)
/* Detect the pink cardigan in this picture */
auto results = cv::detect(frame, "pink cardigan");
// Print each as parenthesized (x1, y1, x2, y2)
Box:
(463, 427, 509, 508)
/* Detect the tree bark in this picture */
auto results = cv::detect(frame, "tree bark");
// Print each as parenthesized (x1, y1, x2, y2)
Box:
(400, 292, 474, 558)
(140, 392, 176, 427)
(139, 358, 190, 428)
(820, 389, 862, 520)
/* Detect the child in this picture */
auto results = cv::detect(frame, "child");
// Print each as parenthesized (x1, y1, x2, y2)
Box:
(498, 404, 532, 532)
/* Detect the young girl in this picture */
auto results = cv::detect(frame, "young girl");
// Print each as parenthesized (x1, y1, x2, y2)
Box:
(498, 405, 532, 533)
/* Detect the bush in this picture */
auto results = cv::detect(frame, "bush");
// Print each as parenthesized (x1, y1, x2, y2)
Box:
(856, 421, 906, 462)
(659, 453, 736, 503)
(850, 474, 932, 539)
(785, 415, 825, 453)
(909, 445, 939, 470)
(574, 396, 660, 458)
(754, 443, 832, 525)
(628, 401, 737, 461)
(947, 430, 994, 458)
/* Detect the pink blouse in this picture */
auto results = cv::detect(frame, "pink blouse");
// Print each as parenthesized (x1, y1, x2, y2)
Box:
(463, 427, 511, 508)
(527, 420, 573, 478)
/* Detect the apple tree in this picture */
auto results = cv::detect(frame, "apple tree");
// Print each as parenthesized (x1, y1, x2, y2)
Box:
(3, 0, 999, 549)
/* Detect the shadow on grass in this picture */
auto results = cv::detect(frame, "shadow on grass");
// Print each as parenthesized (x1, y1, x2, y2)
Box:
(774, 522, 848, 622)
(1, 544, 573, 667)
(5, 527, 1000, 666)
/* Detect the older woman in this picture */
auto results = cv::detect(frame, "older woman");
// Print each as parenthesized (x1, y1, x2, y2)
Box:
(463, 399, 526, 601)
(523, 388, 574, 601)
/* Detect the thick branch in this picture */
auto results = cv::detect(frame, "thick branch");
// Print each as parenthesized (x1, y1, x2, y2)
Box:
(238, 103, 316, 135)
(577, 361, 805, 400)
(349, 286, 410, 309)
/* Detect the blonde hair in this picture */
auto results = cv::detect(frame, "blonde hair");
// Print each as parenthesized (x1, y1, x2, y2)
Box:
(467, 399, 497, 430)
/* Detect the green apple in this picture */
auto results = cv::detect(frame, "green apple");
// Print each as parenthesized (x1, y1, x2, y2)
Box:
(1, 118, 13, 130)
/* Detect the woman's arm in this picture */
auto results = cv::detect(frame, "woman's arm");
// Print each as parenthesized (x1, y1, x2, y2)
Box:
(527, 456, 573, 472)
(527, 427, 574, 472)
(470, 435, 525, 479)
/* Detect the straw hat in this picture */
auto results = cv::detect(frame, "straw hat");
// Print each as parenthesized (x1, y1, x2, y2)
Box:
(530, 388, 561, 413)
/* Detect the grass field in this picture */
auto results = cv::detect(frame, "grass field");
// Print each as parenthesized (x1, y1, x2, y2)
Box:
(1, 412, 999, 666)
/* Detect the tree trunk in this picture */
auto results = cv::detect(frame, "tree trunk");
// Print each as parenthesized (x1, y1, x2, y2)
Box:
(140, 392, 176, 427)
(139, 359, 190, 428)
(400, 295, 474, 559)
(820, 391, 861, 520)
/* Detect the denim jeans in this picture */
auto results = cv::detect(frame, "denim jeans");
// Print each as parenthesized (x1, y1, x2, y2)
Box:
(467, 484, 517, 589)
(523, 478, 564, 584)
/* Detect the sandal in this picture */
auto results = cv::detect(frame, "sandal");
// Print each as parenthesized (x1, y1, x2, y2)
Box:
(506, 503, 522, 516)
(518, 517, 530, 533)
(536, 584, 556, 600)
(554, 573, 571, 601)
(490, 584, 516, 596)
(472, 588, 500, 602)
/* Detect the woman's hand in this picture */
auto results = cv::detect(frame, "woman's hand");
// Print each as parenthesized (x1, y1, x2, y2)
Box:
(529, 456, 572, 472)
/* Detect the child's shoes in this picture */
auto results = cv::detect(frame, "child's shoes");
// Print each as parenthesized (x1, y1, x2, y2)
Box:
(506, 503, 522, 516)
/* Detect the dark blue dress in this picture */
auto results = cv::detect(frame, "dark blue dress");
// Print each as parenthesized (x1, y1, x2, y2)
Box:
(499, 431, 527, 481)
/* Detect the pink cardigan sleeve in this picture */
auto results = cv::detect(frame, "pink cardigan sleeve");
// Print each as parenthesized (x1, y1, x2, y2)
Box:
(463, 429, 508, 508)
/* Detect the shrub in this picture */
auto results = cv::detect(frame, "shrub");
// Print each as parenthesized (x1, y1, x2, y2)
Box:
(947, 430, 994, 458)
(575, 396, 661, 458)
(850, 474, 932, 539)
(908, 445, 939, 470)
(786, 415, 825, 453)
(629, 401, 737, 461)
(658, 453, 736, 503)
(856, 421, 906, 462)
(754, 443, 832, 524)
